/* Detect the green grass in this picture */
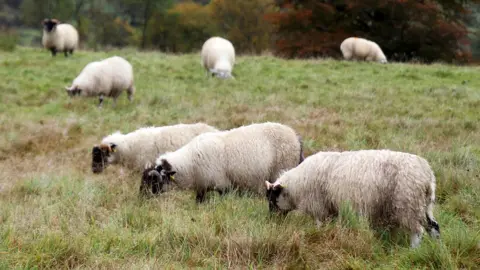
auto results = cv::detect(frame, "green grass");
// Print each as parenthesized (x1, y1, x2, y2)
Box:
(1, 47, 479, 269)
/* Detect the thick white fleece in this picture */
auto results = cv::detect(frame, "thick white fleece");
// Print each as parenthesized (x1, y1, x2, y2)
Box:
(201, 36, 236, 77)
(100, 123, 219, 171)
(42, 24, 79, 52)
(157, 122, 302, 195)
(273, 149, 437, 234)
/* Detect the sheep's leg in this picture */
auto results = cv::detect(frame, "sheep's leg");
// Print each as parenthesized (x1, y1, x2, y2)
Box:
(69, 50, 74, 55)
(315, 219, 323, 229)
(410, 225, 424, 248)
(98, 94, 104, 108)
(50, 48, 57, 57)
(64, 50, 69, 57)
(127, 86, 135, 102)
(196, 190, 207, 203)
(426, 205, 440, 239)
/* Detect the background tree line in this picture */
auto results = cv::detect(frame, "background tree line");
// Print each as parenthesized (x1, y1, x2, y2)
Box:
(1, 0, 480, 63)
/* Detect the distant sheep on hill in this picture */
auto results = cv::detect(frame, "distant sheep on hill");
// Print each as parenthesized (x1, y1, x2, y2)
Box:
(65, 56, 135, 107)
(201, 37, 236, 79)
(42, 18, 79, 57)
(340, 37, 387, 63)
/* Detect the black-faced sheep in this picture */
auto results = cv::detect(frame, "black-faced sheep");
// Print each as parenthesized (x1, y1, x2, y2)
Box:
(265, 149, 440, 248)
(42, 18, 79, 57)
(140, 122, 304, 202)
(91, 123, 219, 174)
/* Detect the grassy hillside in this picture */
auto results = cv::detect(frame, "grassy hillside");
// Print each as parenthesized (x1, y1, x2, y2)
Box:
(0, 47, 479, 269)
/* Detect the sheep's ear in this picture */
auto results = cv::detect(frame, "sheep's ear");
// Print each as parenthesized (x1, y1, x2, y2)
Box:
(51, 19, 60, 24)
(144, 162, 152, 170)
(110, 143, 117, 153)
(161, 159, 173, 171)
(42, 19, 48, 25)
(167, 171, 176, 181)
(265, 181, 274, 190)
(99, 143, 112, 153)
(273, 184, 284, 191)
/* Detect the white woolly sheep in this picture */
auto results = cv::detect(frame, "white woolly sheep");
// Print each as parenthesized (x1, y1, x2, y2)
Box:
(340, 37, 387, 63)
(91, 123, 219, 174)
(265, 149, 440, 248)
(141, 122, 304, 202)
(201, 36, 236, 79)
(42, 18, 79, 57)
(65, 56, 135, 107)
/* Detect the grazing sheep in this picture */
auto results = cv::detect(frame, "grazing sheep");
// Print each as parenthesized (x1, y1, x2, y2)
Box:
(340, 37, 387, 63)
(265, 149, 439, 248)
(141, 122, 304, 202)
(91, 123, 219, 174)
(42, 18, 79, 57)
(65, 56, 135, 107)
(201, 36, 235, 79)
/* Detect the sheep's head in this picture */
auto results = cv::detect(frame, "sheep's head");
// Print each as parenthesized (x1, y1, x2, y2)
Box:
(139, 159, 176, 197)
(209, 69, 234, 80)
(65, 86, 82, 97)
(91, 143, 116, 173)
(43, 18, 60, 32)
(265, 181, 292, 215)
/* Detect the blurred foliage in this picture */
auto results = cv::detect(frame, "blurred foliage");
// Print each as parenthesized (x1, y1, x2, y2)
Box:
(0, 28, 18, 51)
(267, 0, 480, 63)
(146, 1, 216, 52)
(4, 0, 480, 61)
(209, 0, 276, 54)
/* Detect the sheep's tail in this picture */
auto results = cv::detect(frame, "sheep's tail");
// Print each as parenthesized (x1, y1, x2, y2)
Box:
(298, 135, 305, 164)
(425, 174, 440, 237)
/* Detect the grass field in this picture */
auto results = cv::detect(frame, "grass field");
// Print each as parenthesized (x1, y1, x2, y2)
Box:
(1, 47, 479, 269)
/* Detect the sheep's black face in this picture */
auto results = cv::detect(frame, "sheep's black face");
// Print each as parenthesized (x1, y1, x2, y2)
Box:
(43, 19, 59, 32)
(140, 166, 164, 196)
(265, 182, 292, 215)
(91, 144, 115, 173)
(266, 185, 283, 213)
(66, 87, 82, 97)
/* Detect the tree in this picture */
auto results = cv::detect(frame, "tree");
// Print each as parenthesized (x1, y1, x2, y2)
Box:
(120, 0, 173, 49)
(209, 0, 276, 54)
(20, 0, 75, 27)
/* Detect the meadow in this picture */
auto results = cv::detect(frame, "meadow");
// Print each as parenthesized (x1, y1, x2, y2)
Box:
(0, 47, 479, 269)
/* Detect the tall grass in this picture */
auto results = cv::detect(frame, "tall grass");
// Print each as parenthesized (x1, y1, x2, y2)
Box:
(0, 47, 479, 269)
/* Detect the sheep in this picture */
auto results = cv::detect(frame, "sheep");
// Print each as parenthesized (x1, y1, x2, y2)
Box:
(65, 56, 135, 107)
(340, 37, 387, 63)
(140, 122, 304, 202)
(91, 123, 219, 174)
(42, 18, 79, 57)
(201, 36, 236, 79)
(265, 149, 440, 248)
